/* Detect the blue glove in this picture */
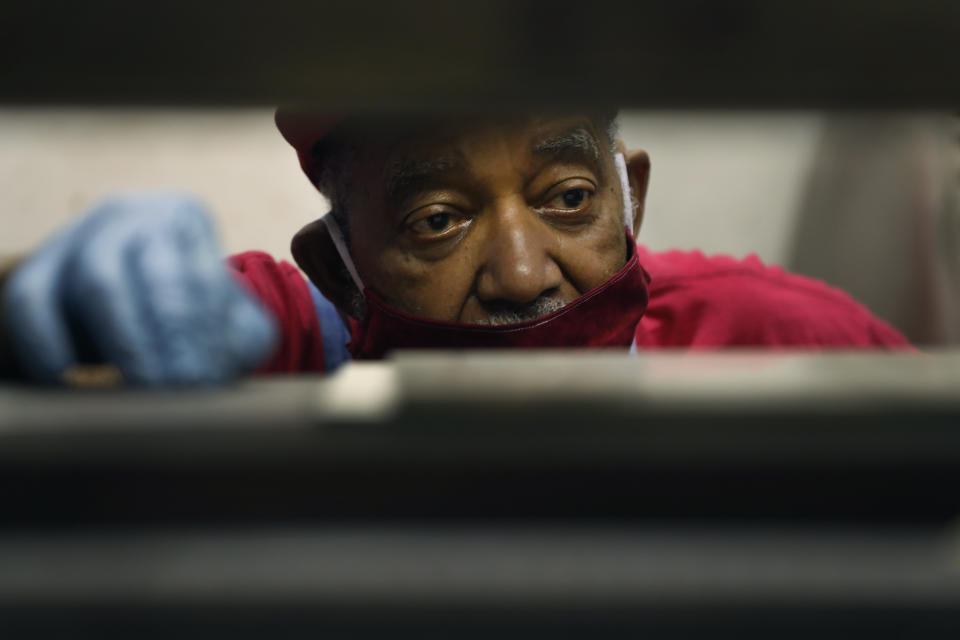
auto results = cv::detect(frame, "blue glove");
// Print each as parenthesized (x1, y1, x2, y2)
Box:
(2, 193, 278, 385)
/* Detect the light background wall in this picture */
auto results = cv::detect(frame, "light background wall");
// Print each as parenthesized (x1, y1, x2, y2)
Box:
(0, 108, 820, 264)
(0, 109, 323, 264)
(1, 109, 956, 343)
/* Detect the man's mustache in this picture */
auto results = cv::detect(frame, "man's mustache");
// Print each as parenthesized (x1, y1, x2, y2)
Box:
(480, 296, 569, 326)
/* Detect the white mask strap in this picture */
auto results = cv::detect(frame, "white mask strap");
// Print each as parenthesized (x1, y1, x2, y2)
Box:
(614, 152, 634, 232)
(323, 213, 365, 293)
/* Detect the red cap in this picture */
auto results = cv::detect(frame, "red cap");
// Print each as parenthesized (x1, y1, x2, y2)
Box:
(274, 108, 345, 181)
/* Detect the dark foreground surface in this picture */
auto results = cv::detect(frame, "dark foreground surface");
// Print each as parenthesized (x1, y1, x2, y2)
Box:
(2, 351, 960, 637)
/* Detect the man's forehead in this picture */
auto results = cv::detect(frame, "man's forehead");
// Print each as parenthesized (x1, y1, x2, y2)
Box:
(378, 115, 607, 200)
(383, 114, 604, 162)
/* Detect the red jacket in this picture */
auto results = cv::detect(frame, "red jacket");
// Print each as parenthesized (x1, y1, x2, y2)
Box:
(229, 246, 910, 374)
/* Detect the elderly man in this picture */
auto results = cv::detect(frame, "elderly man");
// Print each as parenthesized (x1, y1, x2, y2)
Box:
(0, 111, 908, 385)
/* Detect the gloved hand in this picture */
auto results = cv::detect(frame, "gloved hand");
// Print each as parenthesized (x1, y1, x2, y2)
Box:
(1, 193, 278, 385)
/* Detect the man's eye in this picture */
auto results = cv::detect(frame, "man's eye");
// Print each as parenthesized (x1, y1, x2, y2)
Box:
(424, 213, 452, 231)
(407, 211, 463, 237)
(547, 188, 592, 211)
(561, 189, 587, 208)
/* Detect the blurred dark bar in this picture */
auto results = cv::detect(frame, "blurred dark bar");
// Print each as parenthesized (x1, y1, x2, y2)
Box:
(2, 352, 960, 526)
(3, 352, 960, 636)
(3, 527, 960, 638)
(1, 0, 958, 108)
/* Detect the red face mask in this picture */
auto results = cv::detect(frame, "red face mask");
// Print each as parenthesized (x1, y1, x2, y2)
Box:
(347, 231, 650, 360)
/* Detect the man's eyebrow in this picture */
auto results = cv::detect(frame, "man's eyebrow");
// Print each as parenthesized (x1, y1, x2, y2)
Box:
(386, 155, 462, 202)
(532, 126, 602, 162)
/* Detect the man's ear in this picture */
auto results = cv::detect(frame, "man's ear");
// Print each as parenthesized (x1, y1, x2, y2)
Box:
(615, 140, 651, 238)
(291, 218, 361, 319)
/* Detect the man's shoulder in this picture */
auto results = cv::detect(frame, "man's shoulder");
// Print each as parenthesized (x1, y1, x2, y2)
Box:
(638, 246, 855, 308)
(636, 246, 909, 348)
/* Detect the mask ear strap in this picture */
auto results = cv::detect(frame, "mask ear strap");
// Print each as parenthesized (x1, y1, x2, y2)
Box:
(322, 213, 366, 293)
(614, 152, 634, 231)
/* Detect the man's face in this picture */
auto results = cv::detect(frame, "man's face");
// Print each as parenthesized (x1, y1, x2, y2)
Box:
(343, 114, 633, 324)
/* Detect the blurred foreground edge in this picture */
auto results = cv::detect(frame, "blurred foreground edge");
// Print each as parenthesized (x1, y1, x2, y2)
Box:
(2, 351, 960, 638)
(2, 0, 960, 108)
(2, 351, 960, 523)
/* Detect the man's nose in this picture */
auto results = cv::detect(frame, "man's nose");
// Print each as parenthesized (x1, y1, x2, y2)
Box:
(474, 203, 563, 305)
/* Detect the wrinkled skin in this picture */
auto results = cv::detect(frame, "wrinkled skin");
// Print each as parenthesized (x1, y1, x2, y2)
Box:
(293, 114, 650, 326)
